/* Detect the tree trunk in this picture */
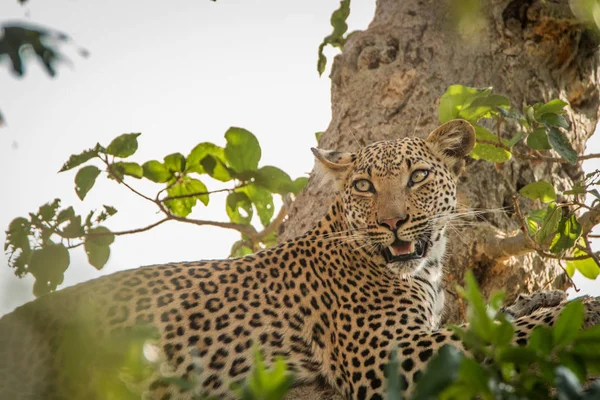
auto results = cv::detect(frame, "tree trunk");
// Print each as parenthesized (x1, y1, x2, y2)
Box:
(281, 1, 599, 398)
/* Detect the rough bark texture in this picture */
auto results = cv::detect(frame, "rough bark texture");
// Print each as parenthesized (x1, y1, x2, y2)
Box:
(281, 1, 600, 398)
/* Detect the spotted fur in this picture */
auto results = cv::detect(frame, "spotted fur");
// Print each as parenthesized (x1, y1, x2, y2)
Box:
(0, 120, 590, 400)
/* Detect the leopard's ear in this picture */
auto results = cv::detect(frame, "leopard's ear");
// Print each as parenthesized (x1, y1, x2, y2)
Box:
(311, 148, 355, 191)
(426, 119, 475, 175)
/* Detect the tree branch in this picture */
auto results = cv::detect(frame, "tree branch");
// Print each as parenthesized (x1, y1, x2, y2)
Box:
(475, 139, 600, 163)
(482, 202, 600, 261)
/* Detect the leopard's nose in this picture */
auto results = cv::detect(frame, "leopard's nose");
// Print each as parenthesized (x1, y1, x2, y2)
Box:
(377, 215, 408, 231)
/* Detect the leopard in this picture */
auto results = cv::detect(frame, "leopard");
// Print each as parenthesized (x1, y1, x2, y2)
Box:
(1, 119, 598, 400)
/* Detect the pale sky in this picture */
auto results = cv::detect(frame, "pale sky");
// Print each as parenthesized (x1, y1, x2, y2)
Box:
(0, 0, 597, 316)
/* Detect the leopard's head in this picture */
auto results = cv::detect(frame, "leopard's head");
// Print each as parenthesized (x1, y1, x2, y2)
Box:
(313, 120, 475, 276)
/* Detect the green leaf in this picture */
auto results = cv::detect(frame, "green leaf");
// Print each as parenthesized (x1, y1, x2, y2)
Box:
(186, 142, 227, 174)
(142, 160, 172, 183)
(529, 326, 553, 355)
(105, 133, 141, 158)
(59, 143, 104, 172)
(75, 165, 101, 200)
(553, 300, 585, 347)
(165, 178, 209, 217)
(497, 106, 522, 120)
(315, 131, 324, 142)
(519, 180, 557, 203)
(61, 215, 83, 239)
(28, 242, 70, 286)
(535, 99, 569, 117)
(5, 217, 32, 274)
(470, 125, 511, 163)
(200, 155, 232, 182)
(497, 347, 538, 365)
(506, 131, 526, 148)
(550, 214, 582, 254)
(57, 206, 75, 224)
(535, 203, 561, 244)
(114, 161, 143, 179)
(527, 127, 552, 150)
(385, 347, 403, 398)
(538, 113, 569, 129)
(317, 0, 350, 75)
(461, 271, 493, 342)
(493, 319, 515, 347)
(103, 205, 118, 216)
(226, 192, 253, 225)
(84, 226, 114, 270)
(566, 242, 600, 279)
(254, 166, 294, 195)
(84, 241, 110, 270)
(438, 85, 491, 123)
(164, 153, 186, 173)
(224, 127, 261, 173)
(241, 184, 274, 227)
(230, 241, 253, 258)
(411, 345, 462, 399)
(548, 127, 578, 165)
(459, 94, 510, 121)
(38, 199, 60, 222)
(87, 226, 115, 246)
(291, 177, 309, 195)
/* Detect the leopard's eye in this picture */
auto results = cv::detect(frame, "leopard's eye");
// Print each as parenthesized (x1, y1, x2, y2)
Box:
(409, 169, 429, 185)
(353, 179, 375, 193)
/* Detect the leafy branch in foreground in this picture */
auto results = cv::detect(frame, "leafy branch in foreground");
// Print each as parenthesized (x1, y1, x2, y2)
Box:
(438, 85, 600, 283)
(4, 127, 307, 296)
(385, 272, 600, 400)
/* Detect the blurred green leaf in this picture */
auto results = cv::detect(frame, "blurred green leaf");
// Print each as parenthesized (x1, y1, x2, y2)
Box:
(84, 226, 114, 270)
(105, 133, 141, 158)
(75, 165, 101, 200)
(555, 366, 582, 400)
(230, 241, 254, 258)
(527, 127, 552, 150)
(535, 99, 569, 117)
(5, 217, 32, 274)
(61, 215, 83, 239)
(29, 242, 69, 290)
(519, 180, 557, 203)
(566, 241, 600, 279)
(59, 143, 104, 172)
(412, 345, 463, 399)
(291, 177, 309, 195)
(554, 301, 585, 347)
(142, 160, 172, 183)
(224, 127, 261, 173)
(315, 131, 324, 142)
(548, 127, 578, 165)
(439, 85, 492, 123)
(385, 347, 403, 399)
(538, 113, 569, 129)
(529, 326, 554, 355)
(38, 199, 60, 222)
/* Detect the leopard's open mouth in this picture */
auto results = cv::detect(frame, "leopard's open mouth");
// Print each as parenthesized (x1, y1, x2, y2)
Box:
(383, 239, 428, 262)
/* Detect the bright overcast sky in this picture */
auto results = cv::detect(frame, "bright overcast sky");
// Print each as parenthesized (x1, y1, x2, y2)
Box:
(0, 0, 597, 316)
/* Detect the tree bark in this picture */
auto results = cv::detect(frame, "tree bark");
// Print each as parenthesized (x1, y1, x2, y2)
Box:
(282, 1, 599, 398)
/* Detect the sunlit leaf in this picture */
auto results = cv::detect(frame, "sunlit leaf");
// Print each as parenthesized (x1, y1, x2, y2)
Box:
(164, 153, 186, 173)
(535, 203, 561, 244)
(459, 94, 510, 121)
(105, 133, 141, 158)
(224, 127, 261, 173)
(75, 165, 101, 200)
(241, 184, 274, 227)
(165, 178, 209, 217)
(519, 180, 557, 203)
(200, 155, 232, 182)
(439, 85, 492, 123)
(470, 125, 511, 163)
(534, 99, 569, 117)
(114, 161, 143, 179)
(142, 160, 172, 183)
(550, 214, 582, 254)
(186, 142, 226, 174)
(226, 192, 253, 225)
(254, 166, 294, 195)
